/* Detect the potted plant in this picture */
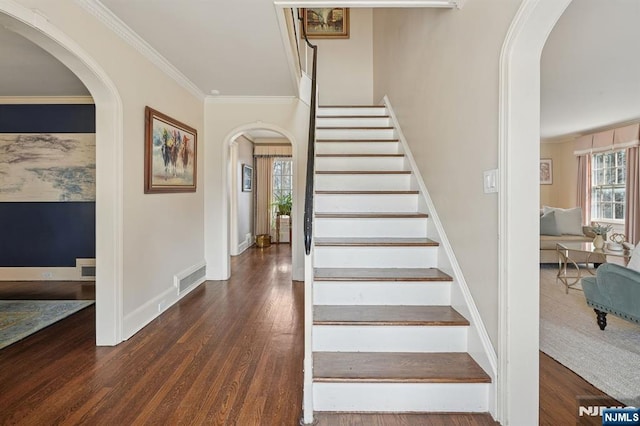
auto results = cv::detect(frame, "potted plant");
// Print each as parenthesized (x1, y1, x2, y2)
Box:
(272, 193, 292, 216)
(591, 223, 612, 249)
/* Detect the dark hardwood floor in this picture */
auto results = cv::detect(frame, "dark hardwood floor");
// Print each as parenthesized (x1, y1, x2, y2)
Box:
(0, 247, 618, 425)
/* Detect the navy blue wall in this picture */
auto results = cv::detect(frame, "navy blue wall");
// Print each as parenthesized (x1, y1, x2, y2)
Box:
(0, 104, 95, 267)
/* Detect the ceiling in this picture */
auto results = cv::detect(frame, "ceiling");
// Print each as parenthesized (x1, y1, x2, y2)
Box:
(1, 0, 639, 140)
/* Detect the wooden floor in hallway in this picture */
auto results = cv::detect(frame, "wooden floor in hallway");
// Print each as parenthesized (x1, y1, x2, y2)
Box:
(0, 246, 616, 425)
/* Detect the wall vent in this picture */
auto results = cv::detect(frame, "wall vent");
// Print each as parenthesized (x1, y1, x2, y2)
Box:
(174, 262, 207, 295)
(81, 266, 96, 277)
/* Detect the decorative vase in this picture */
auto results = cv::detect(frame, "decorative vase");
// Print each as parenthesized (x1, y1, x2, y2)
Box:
(593, 234, 605, 249)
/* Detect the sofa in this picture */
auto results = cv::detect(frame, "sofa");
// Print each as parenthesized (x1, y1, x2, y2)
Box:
(540, 206, 596, 264)
(582, 263, 640, 330)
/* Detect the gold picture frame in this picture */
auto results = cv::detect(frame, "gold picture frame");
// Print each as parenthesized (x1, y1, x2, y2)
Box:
(301, 8, 350, 39)
(144, 106, 197, 193)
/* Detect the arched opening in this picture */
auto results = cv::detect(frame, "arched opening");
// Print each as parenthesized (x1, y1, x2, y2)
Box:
(499, 0, 573, 423)
(0, 5, 124, 345)
(220, 123, 298, 279)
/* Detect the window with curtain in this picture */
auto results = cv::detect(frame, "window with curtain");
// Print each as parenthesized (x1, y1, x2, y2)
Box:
(272, 158, 292, 216)
(591, 150, 626, 221)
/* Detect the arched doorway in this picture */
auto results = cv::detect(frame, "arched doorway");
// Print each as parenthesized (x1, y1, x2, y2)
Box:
(498, 0, 573, 423)
(0, 4, 124, 345)
(218, 123, 297, 280)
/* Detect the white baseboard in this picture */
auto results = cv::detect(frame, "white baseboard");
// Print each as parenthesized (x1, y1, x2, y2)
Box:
(123, 262, 206, 340)
(0, 258, 96, 281)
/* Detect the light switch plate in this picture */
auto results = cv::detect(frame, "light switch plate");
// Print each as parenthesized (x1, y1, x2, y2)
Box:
(483, 169, 498, 193)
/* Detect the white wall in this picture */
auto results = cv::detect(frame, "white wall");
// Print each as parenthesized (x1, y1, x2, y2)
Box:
(372, 2, 522, 347)
(11, 0, 205, 339)
(306, 8, 373, 105)
(235, 135, 254, 254)
(204, 97, 309, 282)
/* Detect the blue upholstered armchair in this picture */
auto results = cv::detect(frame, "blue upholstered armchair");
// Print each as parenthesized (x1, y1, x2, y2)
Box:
(582, 263, 640, 330)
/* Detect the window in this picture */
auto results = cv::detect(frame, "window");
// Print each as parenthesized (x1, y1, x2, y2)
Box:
(591, 150, 626, 221)
(272, 158, 292, 216)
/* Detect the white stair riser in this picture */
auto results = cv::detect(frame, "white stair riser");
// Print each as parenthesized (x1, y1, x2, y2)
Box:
(316, 141, 400, 155)
(318, 107, 387, 116)
(315, 194, 419, 213)
(315, 218, 427, 238)
(314, 246, 437, 268)
(315, 174, 411, 191)
(313, 383, 490, 412)
(313, 281, 451, 306)
(316, 128, 396, 140)
(312, 326, 467, 352)
(316, 156, 406, 171)
(316, 117, 391, 128)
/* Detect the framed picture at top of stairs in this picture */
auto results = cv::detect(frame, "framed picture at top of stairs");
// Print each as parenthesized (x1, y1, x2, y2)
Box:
(301, 8, 349, 39)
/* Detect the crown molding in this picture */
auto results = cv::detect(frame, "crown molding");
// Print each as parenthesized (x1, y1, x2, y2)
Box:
(76, 0, 205, 101)
(205, 95, 298, 105)
(0, 96, 94, 104)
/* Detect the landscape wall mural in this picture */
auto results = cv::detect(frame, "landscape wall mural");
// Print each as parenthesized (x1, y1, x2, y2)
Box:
(0, 133, 96, 202)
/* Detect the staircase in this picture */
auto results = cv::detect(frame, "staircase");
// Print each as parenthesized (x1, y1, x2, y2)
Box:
(307, 104, 493, 414)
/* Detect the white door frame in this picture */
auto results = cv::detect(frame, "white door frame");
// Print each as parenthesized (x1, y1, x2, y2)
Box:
(498, 0, 572, 424)
(0, 3, 124, 345)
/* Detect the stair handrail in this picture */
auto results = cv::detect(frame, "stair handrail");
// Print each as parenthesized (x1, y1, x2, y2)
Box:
(300, 11, 318, 256)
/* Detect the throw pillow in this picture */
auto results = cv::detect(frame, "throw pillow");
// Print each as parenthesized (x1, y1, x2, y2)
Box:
(626, 244, 640, 273)
(540, 210, 560, 236)
(542, 206, 583, 235)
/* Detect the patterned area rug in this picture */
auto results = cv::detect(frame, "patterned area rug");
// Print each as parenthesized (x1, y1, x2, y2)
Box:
(539, 266, 640, 405)
(0, 300, 94, 350)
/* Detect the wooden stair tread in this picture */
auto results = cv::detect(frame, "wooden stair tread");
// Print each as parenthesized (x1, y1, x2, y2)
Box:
(318, 115, 390, 119)
(315, 190, 419, 195)
(313, 352, 491, 383)
(315, 212, 428, 219)
(314, 305, 469, 326)
(319, 105, 386, 108)
(317, 126, 394, 130)
(314, 267, 452, 282)
(316, 154, 404, 157)
(316, 139, 399, 143)
(314, 237, 438, 247)
(316, 170, 410, 175)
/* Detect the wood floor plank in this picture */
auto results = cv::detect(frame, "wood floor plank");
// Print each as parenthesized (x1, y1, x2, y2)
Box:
(314, 305, 469, 326)
(314, 237, 439, 247)
(315, 267, 453, 282)
(314, 352, 491, 383)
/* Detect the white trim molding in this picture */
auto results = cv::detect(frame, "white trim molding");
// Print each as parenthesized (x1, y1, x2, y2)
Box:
(274, 0, 461, 8)
(76, 0, 204, 101)
(205, 95, 298, 105)
(0, 96, 94, 104)
(498, 0, 573, 424)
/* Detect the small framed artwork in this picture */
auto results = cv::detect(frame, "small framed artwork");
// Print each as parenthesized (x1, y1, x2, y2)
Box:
(242, 164, 253, 192)
(540, 158, 553, 185)
(301, 8, 350, 39)
(144, 106, 197, 193)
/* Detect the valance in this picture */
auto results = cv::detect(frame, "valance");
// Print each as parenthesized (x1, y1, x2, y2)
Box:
(573, 123, 640, 155)
(254, 144, 292, 157)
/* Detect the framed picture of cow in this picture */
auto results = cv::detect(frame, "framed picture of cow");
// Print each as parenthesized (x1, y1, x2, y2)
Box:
(144, 106, 197, 193)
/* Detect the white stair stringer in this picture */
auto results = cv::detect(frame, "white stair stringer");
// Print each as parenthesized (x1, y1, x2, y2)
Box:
(305, 104, 496, 419)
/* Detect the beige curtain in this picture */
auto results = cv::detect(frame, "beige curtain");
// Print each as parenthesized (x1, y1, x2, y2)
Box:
(255, 157, 273, 236)
(625, 146, 640, 244)
(576, 154, 591, 225)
